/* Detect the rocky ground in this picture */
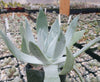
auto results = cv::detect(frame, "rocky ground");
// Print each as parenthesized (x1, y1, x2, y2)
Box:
(0, 12, 100, 82)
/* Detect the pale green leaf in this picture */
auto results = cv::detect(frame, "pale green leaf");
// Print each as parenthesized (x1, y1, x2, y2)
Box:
(36, 8, 48, 51)
(25, 20, 36, 52)
(44, 19, 60, 53)
(97, 20, 100, 27)
(73, 65, 84, 82)
(46, 35, 58, 58)
(29, 41, 50, 64)
(46, 31, 66, 60)
(61, 16, 79, 56)
(65, 16, 79, 47)
(74, 36, 100, 58)
(25, 20, 35, 43)
(70, 30, 85, 47)
(20, 20, 36, 54)
(0, 31, 43, 65)
(20, 23, 25, 37)
(53, 57, 66, 64)
(60, 47, 75, 75)
(21, 37, 29, 54)
(20, 23, 29, 54)
(53, 31, 66, 60)
(44, 65, 60, 82)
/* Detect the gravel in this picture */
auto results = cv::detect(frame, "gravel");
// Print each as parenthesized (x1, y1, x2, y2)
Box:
(0, 12, 100, 82)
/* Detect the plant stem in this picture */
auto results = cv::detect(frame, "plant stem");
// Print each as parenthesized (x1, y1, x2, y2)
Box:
(73, 65, 84, 82)
(74, 37, 100, 58)
(43, 65, 60, 82)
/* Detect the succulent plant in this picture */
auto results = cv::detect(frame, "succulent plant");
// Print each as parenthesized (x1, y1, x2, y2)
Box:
(84, 75, 100, 82)
(97, 20, 100, 27)
(8, 2, 13, 7)
(96, 20, 100, 36)
(14, 2, 17, 7)
(5, 66, 17, 78)
(0, 9, 100, 82)
(17, 3, 22, 7)
(0, 0, 6, 8)
(12, 76, 22, 82)
(4, 57, 12, 65)
(4, 3, 8, 8)
(8, 2, 16, 8)
(0, 0, 4, 5)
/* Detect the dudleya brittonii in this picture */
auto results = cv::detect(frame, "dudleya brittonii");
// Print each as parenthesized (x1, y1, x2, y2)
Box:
(0, 9, 100, 82)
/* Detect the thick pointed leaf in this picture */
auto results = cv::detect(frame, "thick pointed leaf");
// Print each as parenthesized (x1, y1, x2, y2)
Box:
(21, 37, 29, 54)
(97, 20, 100, 27)
(36, 8, 48, 33)
(29, 41, 50, 64)
(70, 30, 85, 47)
(44, 65, 60, 82)
(60, 47, 75, 75)
(0, 31, 43, 65)
(44, 19, 60, 53)
(73, 65, 84, 82)
(53, 57, 66, 64)
(25, 20, 35, 43)
(20, 23, 25, 37)
(46, 35, 58, 58)
(37, 29, 47, 52)
(74, 36, 100, 58)
(61, 16, 79, 55)
(20, 23, 29, 54)
(20, 20, 36, 54)
(53, 32, 66, 60)
(36, 8, 48, 51)
(65, 16, 79, 47)
(46, 31, 66, 60)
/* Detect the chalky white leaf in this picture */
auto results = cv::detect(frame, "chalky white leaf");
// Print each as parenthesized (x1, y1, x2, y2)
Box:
(0, 31, 43, 65)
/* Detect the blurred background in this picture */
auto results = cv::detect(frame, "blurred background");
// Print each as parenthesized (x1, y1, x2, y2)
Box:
(1, 0, 100, 8)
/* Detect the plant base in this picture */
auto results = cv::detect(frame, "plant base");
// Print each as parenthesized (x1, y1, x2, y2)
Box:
(26, 64, 66, 82)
